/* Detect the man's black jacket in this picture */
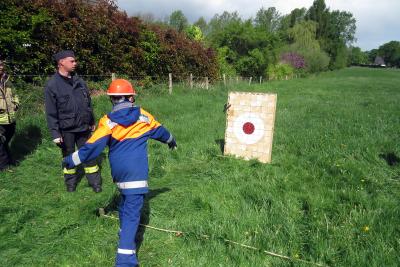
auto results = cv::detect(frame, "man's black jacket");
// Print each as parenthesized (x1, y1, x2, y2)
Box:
(44, 73, 95, 139)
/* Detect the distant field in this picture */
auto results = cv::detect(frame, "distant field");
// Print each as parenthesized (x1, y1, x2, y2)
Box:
(1, 67, 399, 266)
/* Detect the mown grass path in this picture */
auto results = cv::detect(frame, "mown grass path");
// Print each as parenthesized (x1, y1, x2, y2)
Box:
(1, 67, 399, 266)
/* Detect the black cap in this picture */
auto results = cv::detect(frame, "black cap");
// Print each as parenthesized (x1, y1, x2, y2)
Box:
(53, 50, 75, 62)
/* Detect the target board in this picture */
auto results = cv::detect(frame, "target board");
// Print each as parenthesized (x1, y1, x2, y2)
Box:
(224, 92, 277, 163)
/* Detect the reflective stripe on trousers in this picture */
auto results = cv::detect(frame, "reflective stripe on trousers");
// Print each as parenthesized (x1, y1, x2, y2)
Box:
(84, 165, 99, 174)
(115, 194, 144, 267)
(116, 181, 148, 189)
(63, 167, 76, 174)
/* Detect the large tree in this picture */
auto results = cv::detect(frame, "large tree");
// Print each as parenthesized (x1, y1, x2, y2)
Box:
(378, 41, 400, 67)
(254, 7, 281, 33)
(168, 10, 188, 32)
(348, 46, 368, 65)
(306, 0, 356, 69)
(306, 0, 329, 39)
(194, 17, 208, 35)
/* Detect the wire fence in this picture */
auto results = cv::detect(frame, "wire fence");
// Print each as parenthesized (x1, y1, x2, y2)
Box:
(11, 72, 302, 92)
(11, 72, 301, 119)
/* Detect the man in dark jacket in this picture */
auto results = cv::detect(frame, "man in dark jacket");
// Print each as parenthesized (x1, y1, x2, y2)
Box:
(44, 50, 102, 192)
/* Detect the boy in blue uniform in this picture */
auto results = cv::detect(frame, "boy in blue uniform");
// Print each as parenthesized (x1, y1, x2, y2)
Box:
(63, 79, 177, 266)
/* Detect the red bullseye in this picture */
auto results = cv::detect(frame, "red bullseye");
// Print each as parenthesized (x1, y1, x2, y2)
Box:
(242, 122, 255, 134)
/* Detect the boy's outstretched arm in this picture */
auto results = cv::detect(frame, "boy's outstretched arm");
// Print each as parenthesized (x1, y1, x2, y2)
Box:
(63, 116, 114, 168)
(142, 109, 177, 150)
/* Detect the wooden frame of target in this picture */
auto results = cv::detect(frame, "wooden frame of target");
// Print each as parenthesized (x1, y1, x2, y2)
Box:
(224, 92, 277, 163)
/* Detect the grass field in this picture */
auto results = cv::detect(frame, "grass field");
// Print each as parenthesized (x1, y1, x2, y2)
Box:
(1, 67, 399, 266)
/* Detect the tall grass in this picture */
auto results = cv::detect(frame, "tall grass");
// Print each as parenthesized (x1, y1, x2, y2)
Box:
(1, 67, 399, 266)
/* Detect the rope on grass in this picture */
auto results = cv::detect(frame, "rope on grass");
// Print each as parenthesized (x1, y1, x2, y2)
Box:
(100, 212, 328, 267)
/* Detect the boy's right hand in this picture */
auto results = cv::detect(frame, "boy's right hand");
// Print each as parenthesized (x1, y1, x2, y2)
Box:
(168, 138, 177, 150)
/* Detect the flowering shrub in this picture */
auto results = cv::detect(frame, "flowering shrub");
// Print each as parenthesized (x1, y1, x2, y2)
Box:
(280, 52, 306, 69)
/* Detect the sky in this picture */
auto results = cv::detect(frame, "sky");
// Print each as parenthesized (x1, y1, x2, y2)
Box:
(116, 0, 400, 51)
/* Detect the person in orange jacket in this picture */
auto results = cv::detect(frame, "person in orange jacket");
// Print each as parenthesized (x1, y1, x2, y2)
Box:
(63, 79, 177, 266)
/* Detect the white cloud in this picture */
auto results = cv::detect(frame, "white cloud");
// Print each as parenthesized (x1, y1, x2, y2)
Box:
(116, 0, 400, 50)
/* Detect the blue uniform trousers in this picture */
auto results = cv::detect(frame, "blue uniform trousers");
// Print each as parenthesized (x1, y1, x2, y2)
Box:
(115, 194, 144, 267)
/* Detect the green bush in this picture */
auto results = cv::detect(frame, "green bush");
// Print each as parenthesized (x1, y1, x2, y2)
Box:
(301, 49, 330, 73)
(216, 46, 236, 76)
(266, 63, 294, 80)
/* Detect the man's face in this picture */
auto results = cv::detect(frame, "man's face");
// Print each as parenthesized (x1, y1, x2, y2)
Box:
(59, 57, 77, 72)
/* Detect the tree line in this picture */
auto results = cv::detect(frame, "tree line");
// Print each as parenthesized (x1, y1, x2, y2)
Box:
(1, 0, 398, 85)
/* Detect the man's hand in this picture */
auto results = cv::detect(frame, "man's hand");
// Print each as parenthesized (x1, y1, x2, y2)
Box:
(167, 138, 177, 150)
(90, 125, 96, 132)
(53, 137, 63, 148)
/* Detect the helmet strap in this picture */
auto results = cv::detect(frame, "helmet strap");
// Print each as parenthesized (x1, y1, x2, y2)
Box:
(110, 95, 135, 106)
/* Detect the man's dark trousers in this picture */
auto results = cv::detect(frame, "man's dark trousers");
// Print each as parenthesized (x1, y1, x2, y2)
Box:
(61, 131, 101, 191)
(0, 123, 16, 170)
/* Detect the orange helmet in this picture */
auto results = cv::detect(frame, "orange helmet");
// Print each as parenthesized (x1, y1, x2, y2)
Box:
(107, 79, 137, 96)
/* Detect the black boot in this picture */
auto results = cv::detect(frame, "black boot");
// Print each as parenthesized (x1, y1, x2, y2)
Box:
(92, 186, 102, 193)
(66, 186, 76, 192)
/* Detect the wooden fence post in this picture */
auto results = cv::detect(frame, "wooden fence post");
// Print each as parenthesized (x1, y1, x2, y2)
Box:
(111, 73, 116, 81)
(223, 73, 226, 86)
(236, 76, 239, 84)
(249, 77, 252, 85)
(259, 76, 262, 84)
(205, 77, 209, 90)
(169, 73, 172, 94)
(190, 73, 193, 89)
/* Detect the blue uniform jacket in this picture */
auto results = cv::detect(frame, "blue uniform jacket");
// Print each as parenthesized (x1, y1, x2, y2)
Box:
(64, 101, 173, 194)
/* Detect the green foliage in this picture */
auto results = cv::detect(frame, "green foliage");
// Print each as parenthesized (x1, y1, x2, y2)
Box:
(302, 49, 330, 72)
(378, 41, 400, 67)
(283, 20, 330, 72)
(306, 0, 356, 69)
(254, 7, 281, 33)
(138, 30, 161, 76)
(366, 49, 379, 64)
(236, 48, 270, 77)
(306, 0, 329, 39)
(287, 21, 320, 51)
(216, 46, 236, 76)
(266, 63, 294, 80)
(348, 46, 369, 65)
(185, 25, 203, 41)
(206, 13, 279, 76)
(168, 10, 188, 32)
(193, 17, 208, 35)
(203, 0, 357, 76)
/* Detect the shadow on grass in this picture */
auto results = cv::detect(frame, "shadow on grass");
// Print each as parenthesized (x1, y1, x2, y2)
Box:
(215, 139, 225, 153)
(100, 187, 171, 252)
(10, 124, 42, 163)
(380, 152, 400, 166)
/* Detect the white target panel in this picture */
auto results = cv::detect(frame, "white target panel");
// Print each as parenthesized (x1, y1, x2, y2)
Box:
(224, 92, 277, 163)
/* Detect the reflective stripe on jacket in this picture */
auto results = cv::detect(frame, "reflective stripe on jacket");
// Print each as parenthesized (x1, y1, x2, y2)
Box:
(0, 74, 19, 125)
(65, 102, 172, 194)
